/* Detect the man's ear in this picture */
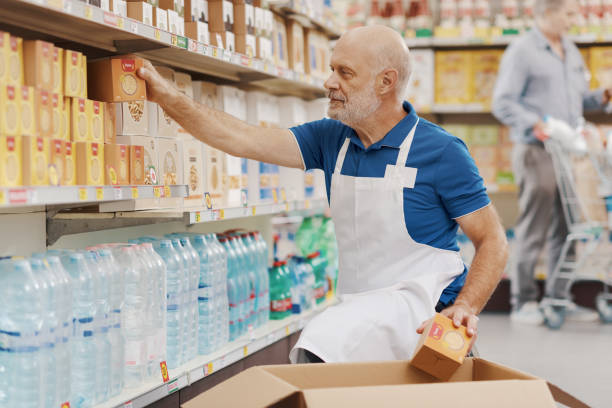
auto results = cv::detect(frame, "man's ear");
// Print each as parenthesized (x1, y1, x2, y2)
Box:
(378, 69, 399, 96)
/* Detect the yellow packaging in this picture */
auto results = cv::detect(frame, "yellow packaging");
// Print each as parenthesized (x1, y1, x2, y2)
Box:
(23, 40, 54, 92)
(64, 50, 82, 97)
(51, 93, 62, 139)
(0, 85, 21, 136)
(76, 141, 105, 185)
(104, 143, 130, 185)
(0, 32, 8, 85)
(80, 53, 88, 99)
(35, 89, 53, 138)
(52, 47, 63, 94)
(22, 135, 49, 186)
(589, 46, 612, 89)
(286, 19, 305, 73)
(435, 51, 472, 105)
(6, 35, 23, 86)
(71, 97, 90, 142)
(103, 102, 116, 144)
(49, 138, 65, 186)
(64, 140, 76, 185)
(471, 50, 503, 109)
(60, 96, 70, 141)
(90, 100, 105, 142)
(0, 135, 22, 186)
(20, 86, 36, 137)
(87, 55, 147, 102)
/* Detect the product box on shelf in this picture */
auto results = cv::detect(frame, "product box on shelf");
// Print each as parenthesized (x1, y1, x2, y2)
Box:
(0, 84, 20, 136)
(64, 50, 83, 98)
(112, 0, 128, 16)
(303, 28, 318, 77)
(35, 89, 53, 139)
(153, 7, 169, 30)
(87, 55, 147, 102)
(435, 51, 472, 105)
(75, 141, 105, 186)
(80, 53, 88, 99)
(184, 0, 205, 22)
(217, 85, 246, 120)
(116, 135, 159, 185)
(305, 98, 328, 200)
(193, 80, 219, 109)
(49, 138, 64, 186)
(167, 8, 181, 34)
(174, 71, 194, 98)
(406, 49, 434, 113)
(471, 50, 503, 109)
(224, 152, 246, 207)
(61, 96, 70, 141)
(0, 136, 22, 187)
(104, 143, 130, 186)
(157, 137, 183, 185)
(277, 96, 306, 202)
(116, 100, 149, 136)
(185, 21, 210, 43)
(71, 98, 91, 142)
(64, 140, 76, 185)
(20, 86, 36, 137)
(182, 138, 205, 206)
(127, 1, 154, 25)
(210, 30, 236, 51)
(23, 40, 54, 92)
(204, 146, 227, 208)
(159, 0, 183, 16)
(4, 35, 23, 87)
(90, 100, 105, 143)
(589, 46, 612, 89)
(104, 102, 116, 144)
(209, 0, 234, 32)
(152, 66, 179, 137)
(273, 14, 289, 68)
(286, 19, 305, 73)
(233, 1, 253, 34)
(52, 47, 63, 95)
(198, 0, 208, 22)
(256, 34, 273, 62)
(470, 125, 499, 146)
(22, 135, 49, 186)
(235, 32, 256, 57)
(128, 144, 146, 185)
(51, 93, 63, 140)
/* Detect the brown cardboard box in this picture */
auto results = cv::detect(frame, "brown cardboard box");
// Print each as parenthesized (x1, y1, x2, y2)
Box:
(0, 84, 20, 136)
(20, 86, 36, 137)
(87, 55, 146, 102)
(128, 144, 145, 184)
(0, 135, 22, 186)
(22, 135, 49, 186)
(235, 33, 255, 57)
(35, 89, 53, 138)
(71, 97, 90, 142)
(127, 1, 154, 25)
(159, 0, 177, 13)
(23, 40, 54, 91)
(103, 102, 116, 144)
(185, 21, 210, 43)
(49, 138, 65, 186)
(64, 50, 82, 97)
(5, 35, 23, 86)
(153, 6, 169, 30)
(52, 47, 63, 95)
(51, 93, 63, 140)
(64, 140, 76, 185)
(182, 138, 204, 205)
(410, 313, 472, 381)
(90, 100, 105, 143)
(286, 19, 304, 73)
(182, 358, 589, 408)
(76, 141, 105, 185)
(104, 143, 130, 185)
(208, 0, 234, 32)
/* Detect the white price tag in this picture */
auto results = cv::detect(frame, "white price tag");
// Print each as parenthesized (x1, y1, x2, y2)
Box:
(29, 189, 39, 204)
(113, 187, 123, 200)
(131, 22, 138, 34)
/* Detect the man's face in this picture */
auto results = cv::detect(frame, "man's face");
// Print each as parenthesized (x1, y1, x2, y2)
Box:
(543, 0, 578, 36)
(324, 43, 380, 126)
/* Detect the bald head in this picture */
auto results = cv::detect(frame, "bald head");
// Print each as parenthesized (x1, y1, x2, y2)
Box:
(335, 25, 412, 100)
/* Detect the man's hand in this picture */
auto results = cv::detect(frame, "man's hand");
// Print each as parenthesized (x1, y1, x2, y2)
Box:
(533, 120, 549, 142)
(136, 59, 178, 105)
(416, 301, 479, 351)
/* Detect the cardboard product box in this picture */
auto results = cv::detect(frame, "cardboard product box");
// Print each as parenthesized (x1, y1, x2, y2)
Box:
(182, 138, 205, 205)
(22, 135, 49, 186)
(306, 98, 328, 122)
(87, 55, 147, 102)
(0, 32, 8, 84)
(470, 125, 499, 146)
(52, 47, 63, 95)
(117, 135, 160, 185)
(471, 50, 503, 108)
(103, 102, 116, 144)
(76, 141, 105, 185)
(273, 14, 288, 68)
(23, 40, 54, 92)
(209, 31, 233, 50)
(167, 9, 180, 34)
(20, 86, 36, 137)
(127, 1, 154, 25)
(435, 51, 472, 105)
(286, 19, 305, 73)
(153, 7, 169, 30)
(443, 124, 472, 145)
(89, 101, 105, 143)
(157, 137, 183, 185)
(0, 136, 22, 187)
(208, 0, 234, 32)
(35, 89, 53, 138)
(176, 18, 185, 36)
(204, 145, 227, 207)
(99, 0, 111, 11)
(80, 53, 88, 99)
(128, 144, 145, 185)
(197, 0, 208, 22)
(64, 50, 82, 98)
(406, 49, 434, 113)
(115, 100, 148, 136)
(49, 138, 65, 186)
(185, 21, 210, 43)
(217, 85, 246, 120)
(174, 71, 193, 98)
(253, 6, 263, 35)
(278, 96, 306, 127)
(303, 28, 318, 76)
(192, 80, 219, 108)
(112, 0, 128, 16)
(235, 33, 256, 57)
(184, 0, 205, 21)
(256, 35, 273, 62)
(64, 140, 76, 185)
(5, 35, 23, 87)
(60, 96, 70, 141)
(51, 93, 63, 140)
(0, 84, 21, 137)
(233, 2, 254, 34)
(71, 98, 90, 142)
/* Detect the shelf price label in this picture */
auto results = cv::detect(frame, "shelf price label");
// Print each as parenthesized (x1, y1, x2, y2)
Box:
(204, 192, 212, 210)
(164, 186, 171, 198)
(285, 202, 290, 212)
(154, 29, 161, 41)
(167, 379, 179, 394)
(60, 402, 70, 408)
(123, 402, 133, 408)
(154, 186, 162, 198)
(47, 0, 64, 9)
(117, 17, 124, 29)
(305, 199, 311, 209)
(203, 362, 213, 376)
(285, 326, 290, 335)
(243, 346, 248, 357)
(131, 187, 139, 199)
(272, 189, 278, 204)
(113, 187, 123, 200)
(0, 190, 5, 205)
(219, 209, 225, 220)
(78, 188, 88, 201)
(171, 35, 178, 47)
(211, 47, 219, 58)
(194, 212, 201, 223)
(84, 6, 93, 20)
(252, 206, 256, 216)
(96, 187, 104, 201)
(160, 361, 170, 383)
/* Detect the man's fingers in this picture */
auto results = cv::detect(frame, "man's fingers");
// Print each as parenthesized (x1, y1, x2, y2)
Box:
(416, 319, 430, 334)
(466, 314, 479, 337)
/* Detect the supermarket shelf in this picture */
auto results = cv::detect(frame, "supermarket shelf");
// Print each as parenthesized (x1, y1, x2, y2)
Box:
(268, 1, 342, 39)
(0, 0, 326, 100)
(95, 298, 336, 408)
(431, 104, 490, 114)
(0, 185, 188, 209)
(406, 33, 612, 49)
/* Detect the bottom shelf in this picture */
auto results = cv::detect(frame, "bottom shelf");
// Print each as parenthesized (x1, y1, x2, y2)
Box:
(97, 298, 336, 408)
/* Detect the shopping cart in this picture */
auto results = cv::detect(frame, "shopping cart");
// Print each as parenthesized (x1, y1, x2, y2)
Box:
(540, 123, 612, 329)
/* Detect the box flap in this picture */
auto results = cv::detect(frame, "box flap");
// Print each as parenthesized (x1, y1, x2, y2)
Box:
(181, 367, 299, 408)
(472, 357, 538, 380)
(261, 361, 439, 389)
(301, 380, 557, 407)
(546, 382, 591, 408)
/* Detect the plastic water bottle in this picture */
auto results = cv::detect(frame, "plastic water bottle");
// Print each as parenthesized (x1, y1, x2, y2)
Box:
(317, 216, 339, 294)
(251, 232, 270, 327)
(296, 216, 315, 256)
(286, 257, 303, 315)
(190, 235, 214, 355)
(228, 236, 249, 336)
(240, 233, 259, 330)
(153, 240, 183, 369)
(63, 252, 97, 408)
(0, 260, 44, 408)
(208, 234, 229, 348)
(220, 237, 240, 341)
(170, 238, 191, 363)
(141, 243, 167, 370)
(269, 260, 289, 320)
(179, 237, 200, 360)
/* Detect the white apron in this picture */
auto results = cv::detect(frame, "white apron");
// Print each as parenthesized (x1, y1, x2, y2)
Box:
(290, 119, 464, 363)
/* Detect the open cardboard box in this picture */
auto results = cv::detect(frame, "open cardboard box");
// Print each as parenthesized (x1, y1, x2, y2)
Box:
(182, 358, 589, 408)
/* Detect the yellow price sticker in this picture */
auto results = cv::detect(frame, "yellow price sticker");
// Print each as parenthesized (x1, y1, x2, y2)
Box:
(164, 186, 171, 198)
(96, 187, 104, 201)
(305, 199, 311, 209)
(285, 202, 290, 212)
(78, 188, 88, 201)
(207, 362, 214, 375)
(243, 346, 248, 357)
(285, 326, 290, 335)
(118, 17, 124, 29)
(212, 47, 219, 58)
(154, 29, 161, 41)
(154, 187, 162, 198)
(252, 206, 256, 216)
(0, 190, 5, 205)
(219, 209, 225, 219)
(131, 187, 139, 199)
(272, 189, 278, 204)
(84, 6, 93, 20)
(195, 212, 201, 223)
(171, 35, 178, 46)
(280, 188, 287, 202)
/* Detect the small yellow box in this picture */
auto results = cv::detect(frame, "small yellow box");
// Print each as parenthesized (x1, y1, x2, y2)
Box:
(60, 96, 70, 141)
(22, 135, 50, 186)
(435, 51, 472, 105)
(49, 138, 65, 186)
(80, 53, 88, 99)
(20, 86, 36, 137)
(0, 32, 8, 85)
(589, 46, 612, 89)
(52, 47, 63, 95)
(76, 141, 105, 186)
(0, 135, 22, 186)
(103, 102, 116, 144)
(64, 140, 76, 186)
(51, 93, 63, 140)
(5, 35, 23, 86)
(23, 40, 54, 92)
(0, 84, 21, 137)
(64, 50, 82, 97)
(90, 100, 105, 143)
(35, 89, 53, 138)
(471, 50, 503, 108)
(71, 97, 90, 142)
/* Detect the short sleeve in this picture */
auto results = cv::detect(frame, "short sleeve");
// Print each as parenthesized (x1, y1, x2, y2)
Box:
(435, 138, 491, 219)
(290, 119, 330, 170)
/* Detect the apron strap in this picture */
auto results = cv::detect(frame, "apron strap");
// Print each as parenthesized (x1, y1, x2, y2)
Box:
(334, 138, 351, 174)
(395, 118, 419, 166)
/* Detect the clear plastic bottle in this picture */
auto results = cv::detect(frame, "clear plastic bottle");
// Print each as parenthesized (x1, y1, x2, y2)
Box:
(228, 236, 249, 337)
(191, 235, 214, 355)
(141, 243, 167, 370)
(170, 238, 191, 364)
(178, 237, 200, 361)
(240, 233, 259, 331)
(252, 232, 270, 327)
(220, 237, 240, 341)
(208, 234, 229, 348)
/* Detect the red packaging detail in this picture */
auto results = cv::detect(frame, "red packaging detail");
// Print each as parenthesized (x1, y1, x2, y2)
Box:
(7, 86, 15, 100)
(71, 52, 78, 66)
(79, 98, 85, 112)
(9, 37, 17, 52)
(7, 137, 15, 152)
(42, 43, 50, 57)
(92, 143, 99, 156)
(120, 145, 126, 157)
(54, 140, 62, 153)
(428, 322, 443, 340)
(270, 299, 285, 312)
(53, 47, 59, 61)
(65, 142, 72, 155)
(41, 90, 49, 105)
(284, 298, 292, 310)
(313, 286, 325, 300)
(52, 93, 59, 107)
(21, 86, 29, 100)
(93, 101, 100, 114)
(121, 59, 136, 72)
(36, 138, 44, 152)
(134, 146, 142, 158)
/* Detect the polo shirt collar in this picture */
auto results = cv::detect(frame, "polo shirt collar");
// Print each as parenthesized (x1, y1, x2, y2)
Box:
(532, 25, 570, 53)
(349, 101, 419, 151)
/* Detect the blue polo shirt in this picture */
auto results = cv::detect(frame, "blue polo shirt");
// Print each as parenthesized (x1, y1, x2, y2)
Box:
(290, 101, 491, 305)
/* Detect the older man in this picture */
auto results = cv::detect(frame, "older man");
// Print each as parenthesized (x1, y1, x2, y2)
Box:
(138, 25, 508, 363)
(493, 0, 607, 325)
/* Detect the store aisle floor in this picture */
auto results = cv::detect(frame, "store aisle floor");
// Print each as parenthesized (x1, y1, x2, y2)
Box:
(477, 313, 612, 408)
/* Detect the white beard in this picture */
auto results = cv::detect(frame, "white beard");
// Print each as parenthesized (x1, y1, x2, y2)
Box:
(327, 83, 381, 127)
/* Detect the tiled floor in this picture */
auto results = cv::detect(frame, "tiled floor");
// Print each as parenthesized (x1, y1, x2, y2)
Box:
(477, 313, 612, 408)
